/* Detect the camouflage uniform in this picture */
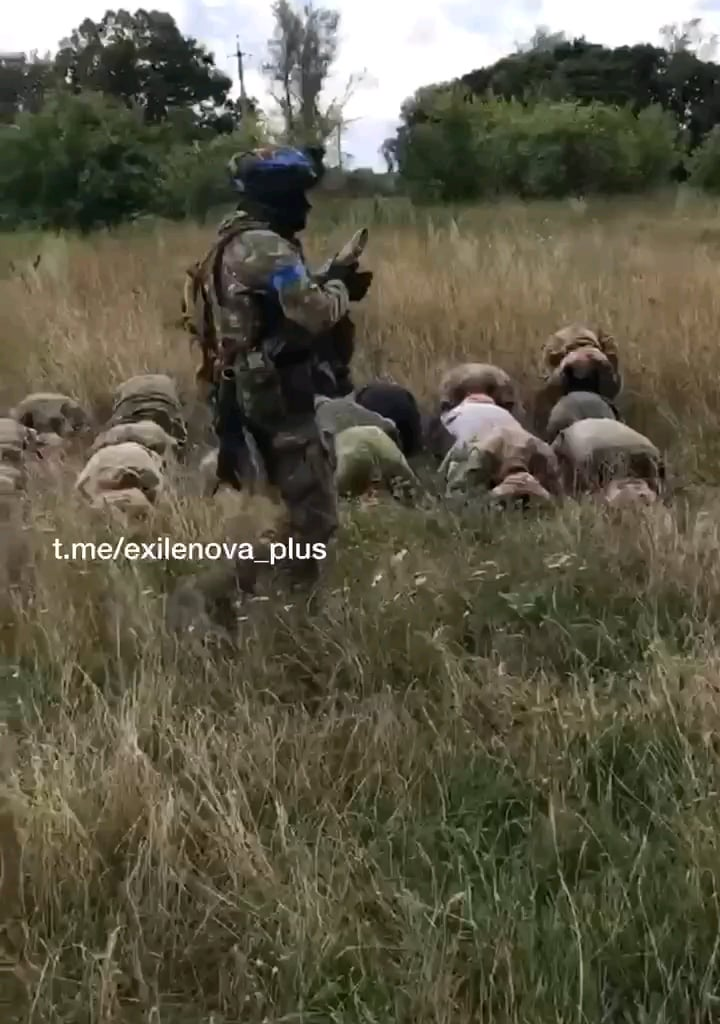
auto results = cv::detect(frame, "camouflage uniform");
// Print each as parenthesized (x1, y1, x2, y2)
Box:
(539, 325, 621, 398)
(76, 441, 165, 513)
(0, 419, 32, 493)
(91, 420, 177, 459)
(534, 325, 622, 438)
(183, 205, 351, 584)
(0, 422, 34, 606)
(440, 420, 562, 506)
(109, 374, 187, 449)
(10, 392, 88, 450)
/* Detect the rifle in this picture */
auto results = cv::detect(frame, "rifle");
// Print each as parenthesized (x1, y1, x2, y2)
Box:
(311, 229, 370, 397)
(214, 367, 251, 491)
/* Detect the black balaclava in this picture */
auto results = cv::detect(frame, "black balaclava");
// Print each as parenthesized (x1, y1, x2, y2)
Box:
(239, 190, 311, 239)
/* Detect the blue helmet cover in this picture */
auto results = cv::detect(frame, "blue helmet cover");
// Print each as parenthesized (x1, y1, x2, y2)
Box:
(229, 146, 321, 196)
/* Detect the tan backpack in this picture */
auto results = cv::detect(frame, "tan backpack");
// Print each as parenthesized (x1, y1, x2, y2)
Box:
(180, 213, 265, 398)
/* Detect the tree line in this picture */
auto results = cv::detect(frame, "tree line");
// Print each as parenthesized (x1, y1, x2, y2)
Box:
(385, 21, 720, 201)
(0, 2, 385, 232)
(6, 11, 720, 232)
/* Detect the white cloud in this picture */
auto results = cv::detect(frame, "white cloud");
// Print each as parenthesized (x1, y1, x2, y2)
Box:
(6, 0, 720, 168)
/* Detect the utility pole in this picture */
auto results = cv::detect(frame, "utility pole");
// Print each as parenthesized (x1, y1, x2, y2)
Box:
(229, 37, 250, 117)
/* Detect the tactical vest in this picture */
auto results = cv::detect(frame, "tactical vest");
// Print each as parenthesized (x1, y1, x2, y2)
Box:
(182, 212, 319, 428)
(182, 212, 272, 399)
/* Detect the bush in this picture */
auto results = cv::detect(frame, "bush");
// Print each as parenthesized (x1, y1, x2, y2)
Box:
(0, 91, 270, 231)
(686, 125, 720, 192)
(0, 91, 165, 232)
(151, 127, 267, 222)
(396, 91, 681, 202)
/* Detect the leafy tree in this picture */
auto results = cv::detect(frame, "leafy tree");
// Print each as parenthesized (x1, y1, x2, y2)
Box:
(686, 125, 720, 191)
(262, 0, 361, 145)
(53, 9, 232, 128)
(397, 88, 497, 203)
(394, 90, 681, 202)
(152, 127, 268, 221)
(455, 32, 720, 150)
(0, 90, 164, 231)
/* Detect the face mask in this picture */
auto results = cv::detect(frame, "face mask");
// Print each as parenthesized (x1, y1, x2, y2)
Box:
(249, 191, 310, 236)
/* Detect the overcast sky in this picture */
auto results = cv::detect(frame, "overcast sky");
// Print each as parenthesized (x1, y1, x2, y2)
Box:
(5, 0, 720, 169)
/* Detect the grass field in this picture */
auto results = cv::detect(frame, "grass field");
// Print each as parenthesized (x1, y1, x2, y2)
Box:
(4, 192, 720, 1021)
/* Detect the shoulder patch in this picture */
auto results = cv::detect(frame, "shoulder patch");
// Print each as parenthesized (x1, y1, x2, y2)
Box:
(270, 262, 306, 292)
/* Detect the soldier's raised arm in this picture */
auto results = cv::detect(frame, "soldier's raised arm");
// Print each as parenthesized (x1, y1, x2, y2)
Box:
(226, 228, 350, 336)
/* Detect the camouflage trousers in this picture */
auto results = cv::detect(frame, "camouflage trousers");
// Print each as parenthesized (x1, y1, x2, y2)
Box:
(166, 418, 337, 641)
(251, 417, 338, 588)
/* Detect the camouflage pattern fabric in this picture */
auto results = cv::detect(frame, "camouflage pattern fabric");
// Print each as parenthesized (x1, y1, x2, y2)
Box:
(0, 419, 32, 493)
(261, 423, 338, 562)
(185, 209, 351, 582)
(539, 324, 622, 400)
(93, 488, 155, 516)
(551, 419, 663, 494)
(199, 433, 268, 497)
(548, 346, 620, 402)
(10, 393, 88, 448)
(439, 364, 520, 415)
(334, 425, 417, 499)
(541, 324, 620, 373)
(91, 420, 177, 458)
(217, 215, 349, 346)
(186, 210, 350, 400)
(182, 212, 269, 397)
(545, 391, 618, 443)
(76, 441, 165, 510)
(440, 422, 562, 503)
(109, 374, 187, 448)
(0, 473, 30, 595)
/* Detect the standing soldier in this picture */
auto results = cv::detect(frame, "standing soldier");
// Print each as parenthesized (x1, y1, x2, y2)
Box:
(180, 144, 373, 597)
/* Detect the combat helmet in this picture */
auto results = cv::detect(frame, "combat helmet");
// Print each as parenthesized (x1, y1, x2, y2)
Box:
(228, 145, 325, 197)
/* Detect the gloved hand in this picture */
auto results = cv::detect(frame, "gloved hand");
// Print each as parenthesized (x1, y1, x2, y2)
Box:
(333, 268, 373, 302)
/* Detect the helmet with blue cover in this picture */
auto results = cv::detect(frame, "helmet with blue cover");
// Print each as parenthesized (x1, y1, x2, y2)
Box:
(228, 144, 325, 198)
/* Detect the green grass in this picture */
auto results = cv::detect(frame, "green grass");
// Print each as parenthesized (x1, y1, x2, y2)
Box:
(3, 196, 720, 1020)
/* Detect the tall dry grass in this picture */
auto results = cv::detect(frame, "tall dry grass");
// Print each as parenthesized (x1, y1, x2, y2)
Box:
(3, 195, 720, 1020)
